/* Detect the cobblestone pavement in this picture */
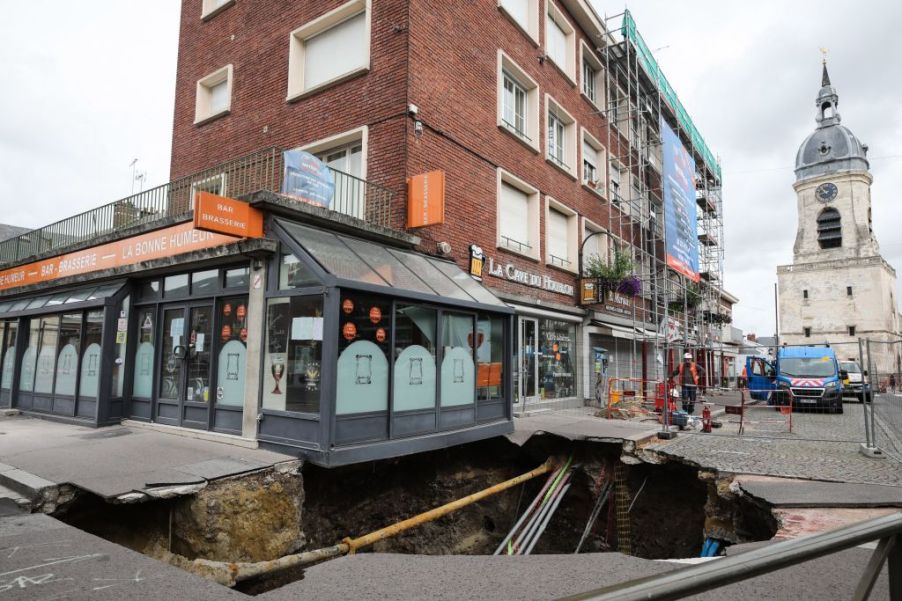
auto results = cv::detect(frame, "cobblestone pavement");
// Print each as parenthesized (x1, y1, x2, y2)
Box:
(647, 432, 902, 486)
(872, 393, 902, 462)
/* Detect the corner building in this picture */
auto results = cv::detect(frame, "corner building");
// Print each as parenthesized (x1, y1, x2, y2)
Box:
(0, 0, 727, 465)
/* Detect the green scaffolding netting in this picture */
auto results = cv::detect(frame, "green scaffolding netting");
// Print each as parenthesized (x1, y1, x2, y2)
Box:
(622, 10, 722, 181)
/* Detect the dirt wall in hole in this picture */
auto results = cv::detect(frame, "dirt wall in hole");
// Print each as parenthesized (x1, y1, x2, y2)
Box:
(56, 465, 305, 564)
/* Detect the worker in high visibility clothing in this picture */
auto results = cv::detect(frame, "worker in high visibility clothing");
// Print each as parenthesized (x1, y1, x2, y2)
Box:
(671, 352, 705, 414)
(739, 364, 748, 390)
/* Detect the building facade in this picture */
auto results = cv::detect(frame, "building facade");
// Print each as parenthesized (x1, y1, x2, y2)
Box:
(0, 0, 729, 463)
(170, 0, 727, 409)
(778, 63, 900, 376)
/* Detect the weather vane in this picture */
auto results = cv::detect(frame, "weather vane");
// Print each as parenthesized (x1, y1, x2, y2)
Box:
(820, 47, 828, 65)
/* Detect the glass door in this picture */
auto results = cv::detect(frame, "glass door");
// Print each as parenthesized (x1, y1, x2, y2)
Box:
(517, 318, 539, 408)
(156, 304, 213, 428)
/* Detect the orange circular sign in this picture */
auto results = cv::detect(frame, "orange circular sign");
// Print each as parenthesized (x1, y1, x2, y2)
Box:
(375, 327, 386, 343)
(239, 328, 248, 342)
(237, 304, 246, 319)
(223, 303, 232, 317)
(221, 325, 232, 341)
(369, 306, 382, 324)
(343, 322, 357, 341)
(342, 299, 354, 314)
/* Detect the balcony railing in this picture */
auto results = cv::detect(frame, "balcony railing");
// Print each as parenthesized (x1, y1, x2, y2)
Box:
(0, 147, 394, 266)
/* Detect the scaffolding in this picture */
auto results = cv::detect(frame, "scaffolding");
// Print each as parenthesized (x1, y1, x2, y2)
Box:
(585, 9, 727, 391)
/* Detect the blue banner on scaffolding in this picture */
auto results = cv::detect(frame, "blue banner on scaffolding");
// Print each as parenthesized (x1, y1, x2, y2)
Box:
(661, 117, 700, 282)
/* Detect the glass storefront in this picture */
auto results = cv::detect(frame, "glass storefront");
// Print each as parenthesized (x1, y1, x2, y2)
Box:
(516, 316, 578, 404)
(263, 295, 324, 413)
(335, 293, 391, 415)
(0, 321, 18, 404)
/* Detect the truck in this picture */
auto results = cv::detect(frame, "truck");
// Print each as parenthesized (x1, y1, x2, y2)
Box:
(746, 346, 845, 414)
(840, 360, 872, 403)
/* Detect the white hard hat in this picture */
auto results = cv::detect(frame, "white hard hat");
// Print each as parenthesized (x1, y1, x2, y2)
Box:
(683, 353, 692, 360)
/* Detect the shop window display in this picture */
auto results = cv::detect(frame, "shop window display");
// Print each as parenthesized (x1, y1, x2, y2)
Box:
(394, 304, 437, 411)
(539, 320, 576, 399)
(1, 322, 18, 393)
(264, 296, 324, 413)
(33, 315, 60, 395)
(477, 315, 505, 402)
(79, 311, 103, 399)
(133, 308, 155, 398)
(19, 320, 40, 393)
(217, 296, 249, 407)
(54, 313, 81, 397)
(336, 294, 391, 414)
(441, 313, 475, 407)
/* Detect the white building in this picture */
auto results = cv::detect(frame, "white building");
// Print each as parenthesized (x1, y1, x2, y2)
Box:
(777, 62, 900, 377)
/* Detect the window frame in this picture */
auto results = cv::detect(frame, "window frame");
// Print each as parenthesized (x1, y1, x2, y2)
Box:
(300, 125, 369, 181)
(194, 64, 234, 125)
(201, 0, 236, 20)
(581, 127, 606, 197)
(579, 40, 604, 110)
(545, 94, 577, 178)
(496, 168, 540, 260)
(544, 0, 576, 85)
(581, 218, 613, 275)
(286, 0, 372, 102)
(497, 0, 540, 45)
(544, 197, 578, 273)
(497, 51, 540, 152)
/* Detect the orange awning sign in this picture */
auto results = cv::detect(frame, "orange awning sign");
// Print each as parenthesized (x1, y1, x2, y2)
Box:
(0, 221, 240, 293)
(407, 171, 445, 228)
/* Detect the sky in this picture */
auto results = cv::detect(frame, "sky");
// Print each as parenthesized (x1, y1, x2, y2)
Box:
(1, 1, 901, 336)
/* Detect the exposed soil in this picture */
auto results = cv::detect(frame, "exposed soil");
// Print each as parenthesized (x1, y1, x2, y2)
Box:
(51, 433, 779, 595)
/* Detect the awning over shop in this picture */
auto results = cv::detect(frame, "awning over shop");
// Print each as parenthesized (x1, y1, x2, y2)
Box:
(590, 321, 658, 341)
(0, 280, 127, 318)
(276, 220, 512, 313)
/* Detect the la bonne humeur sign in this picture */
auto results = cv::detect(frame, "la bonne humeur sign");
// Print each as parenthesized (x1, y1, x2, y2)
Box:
(469, 245, 574, 296)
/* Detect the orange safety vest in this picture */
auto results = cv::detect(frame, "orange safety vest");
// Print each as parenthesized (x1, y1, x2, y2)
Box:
(741, 365, 748, 378)
(678, 362, 700, 386)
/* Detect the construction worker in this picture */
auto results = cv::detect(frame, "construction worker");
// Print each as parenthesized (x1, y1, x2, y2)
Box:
(739, 364, 748, 390)
(671, 352, 705, 414)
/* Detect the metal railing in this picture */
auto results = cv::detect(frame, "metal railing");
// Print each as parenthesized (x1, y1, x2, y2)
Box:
(557, 512, 902, 601)
(0, 146, 394, 266)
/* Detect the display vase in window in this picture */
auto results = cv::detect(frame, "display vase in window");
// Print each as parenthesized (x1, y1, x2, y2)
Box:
(271, 356, 285, 394)
(305, 361, 321, 391)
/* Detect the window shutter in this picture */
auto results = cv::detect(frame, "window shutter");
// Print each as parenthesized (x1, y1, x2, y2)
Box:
(304, 12, 367, 91)
(500, 183, 530, 246)
(548, 209, 569, 261)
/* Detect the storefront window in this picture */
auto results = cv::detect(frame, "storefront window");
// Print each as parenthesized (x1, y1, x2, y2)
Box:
(34, 316, 60, 395)
(54, 313, 81, 397)
(217, 296, 249, 407)
(336, 293, 391, 414)
(192, 270, 218, 295)
(394, 304, 437, 411)
(539, 320, 576, 399)
(133, 307, 155, 398)
(164, 274, 189, 298)
(263, 296, 324, 413)
(139, 280, 161, 300)
(441, 313, 475, 407)
(186, 305, 213, 403)
(279, 254, 318, 289)
(1, 322, 18, 393)
(224, 267, 250, 289)
(111, 296, 130, 397)
(19, 319, 40, 393)
(477, 315, 505, 402)
(79, 311, 103, 399)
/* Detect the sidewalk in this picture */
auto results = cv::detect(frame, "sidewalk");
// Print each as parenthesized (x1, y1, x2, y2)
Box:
(0, 415, 296, 502)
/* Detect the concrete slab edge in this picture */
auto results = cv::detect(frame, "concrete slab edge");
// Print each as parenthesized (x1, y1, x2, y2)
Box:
(122, 419, 260, 449)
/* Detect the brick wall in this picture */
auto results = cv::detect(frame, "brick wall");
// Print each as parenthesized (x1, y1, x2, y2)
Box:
(170, 0, 645, 307)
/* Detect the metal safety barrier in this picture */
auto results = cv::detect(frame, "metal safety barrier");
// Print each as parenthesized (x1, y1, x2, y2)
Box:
(557, 512, 902, 601)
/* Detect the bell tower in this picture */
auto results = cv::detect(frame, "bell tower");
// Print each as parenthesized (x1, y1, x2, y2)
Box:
(778, 60, 900, 374)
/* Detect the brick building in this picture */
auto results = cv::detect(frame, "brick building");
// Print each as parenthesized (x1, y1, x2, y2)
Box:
(170, 0, 727, 411)
(0, 0, 727, 464)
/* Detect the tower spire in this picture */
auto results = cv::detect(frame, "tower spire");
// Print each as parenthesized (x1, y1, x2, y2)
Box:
(820, 47, 831, 86)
